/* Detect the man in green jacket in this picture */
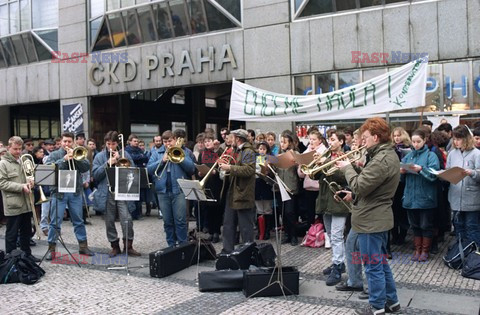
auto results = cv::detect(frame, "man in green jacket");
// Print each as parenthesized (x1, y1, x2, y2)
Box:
(0, 136, 39, 262)
(219, 129, 256, 253)
(337, 118, 401, 315)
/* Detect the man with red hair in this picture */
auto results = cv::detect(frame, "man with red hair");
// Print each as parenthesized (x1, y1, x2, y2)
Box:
(337, 117, 401, 315)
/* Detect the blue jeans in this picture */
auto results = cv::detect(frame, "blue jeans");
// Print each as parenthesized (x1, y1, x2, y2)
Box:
(453, 210, 480, 245)
(158, 191, 187, 247)
(357, 231, 398, 310)
(345, 229, 363, 288)
(48, 193, 87, 244)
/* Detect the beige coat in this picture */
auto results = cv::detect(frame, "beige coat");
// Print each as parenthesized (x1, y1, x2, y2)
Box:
(0, 152, 32, 216)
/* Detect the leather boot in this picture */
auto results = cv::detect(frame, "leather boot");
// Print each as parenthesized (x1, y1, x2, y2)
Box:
(46, 243, 56, 261)
(109, 239, 121, 257)
(78, 240, 95, 256)
(411, 236, 422, 261)
(258, 215, 265, 240)
(145, 203, 151, 216)
(418, 237, 432, 262)
(123, 239, 141, 256)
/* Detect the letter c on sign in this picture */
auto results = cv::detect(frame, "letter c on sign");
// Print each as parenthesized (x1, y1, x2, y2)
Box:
(89, 64, 104, 86)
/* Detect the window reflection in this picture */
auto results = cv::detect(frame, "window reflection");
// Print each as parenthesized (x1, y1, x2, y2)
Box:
(338, 71, 360, 89)
(295, 76, 313, 96)
(359, 0, 383, 8)
(362, 69, 385, 81)
(32, 33, 52, 60)
(335, 0, 356, 12)
(21, 33, 37, 62)
(32, 0, 58, 29)
(90, 16, 102, 46)
(137, 5, 156, 42)
(204, 0, 236, 31)
(425, 64, 441, 112)
(473, 61, 480, 110)
(108, 13, 127, 47)
(214, 0, 241, 21)
(90, 0, 105, 18)
(0, 44, 7, 68)
(92, 19, 113, 51)
(153, 3, 173, 40)
(300, 0, 333, 17)
(9, 1, 19, 34)
(11, 34, 27, 65)
(443, 62, 469, 111)
(187, 0, 207, 34)
(20, 0, 30, 30)
(1, 37, 16, 66)
(169, 0, 188, 37)
(0, 5, 8, 36)
(316, 73, 336, 94)
(122, 9, 141, 45)
(35, 29, 58, 51)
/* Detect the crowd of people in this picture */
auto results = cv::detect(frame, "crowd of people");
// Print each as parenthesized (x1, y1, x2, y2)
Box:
(1, 118, 480, 315)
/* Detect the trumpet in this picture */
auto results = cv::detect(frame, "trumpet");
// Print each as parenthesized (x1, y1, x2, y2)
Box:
(299, 148, 331, 177)
(323, 178, 352, 212)
(20, 154, 43, 239)
(155, 137, 185, 179)
(117, 134, 131, 167)
(302, 146, 366, 177)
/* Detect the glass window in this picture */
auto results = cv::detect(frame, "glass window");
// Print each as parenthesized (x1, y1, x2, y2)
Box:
(187, 0, 207, 34)
(425, 64, 442, 112)
(90, 16, 102, 46)
(32, 0, 58, 29)
(32, 34, 51, 61)
(295, 0, 304, 12)
(51, 120, 60, 136)
(19, 118, 28, 138)
(22, 33, 37, 62)
(443, 62, 469, 112)
(137, 5, 156, 42)
(20, 0, 30, 30)
(153, 2, 173, 40)
(107, 0, 120, 11)
(315, 73, 336, 94)
(294, 76, 313, 96)
(11, 34, 28, 65)
(362, 68, 385, 81)
(35, 29, 58, 51)
(107, 12, 127, 47)
(214, 0, 241, 22)
(204, 0, 236, 31)
(359, 0, 383, 8)
(92, 19, 113, 51)
(0, 4, 8, 36)
(0, 44, 7, 68)
(40, 117, 50, 138)
(338, 71, 360, 89)
(90, 0, 105, 18)
(121, 0, 134, 8)
(9, 1, 19, 34)
(300, 0, 333, 17)
(122, 9, 141, 45)
(386, 0, 406, 4)
(30, 118, 40, 139)
(169, 0, 189, 36)
(473, 61, 480, 110)
(335, 0, 356, 12)
(1, 37, 16, 66)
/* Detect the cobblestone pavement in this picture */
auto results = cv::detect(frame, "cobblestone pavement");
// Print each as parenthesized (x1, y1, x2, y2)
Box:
(0, 209, 479, 314)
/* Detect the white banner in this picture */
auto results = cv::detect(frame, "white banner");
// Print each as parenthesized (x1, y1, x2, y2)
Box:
(229, 57, 428, 122)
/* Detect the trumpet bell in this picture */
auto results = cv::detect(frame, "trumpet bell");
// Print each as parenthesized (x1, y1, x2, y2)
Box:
(72, 146, 88, 161)
(117, 158, 131, 167)
(168, 147, 185, 164)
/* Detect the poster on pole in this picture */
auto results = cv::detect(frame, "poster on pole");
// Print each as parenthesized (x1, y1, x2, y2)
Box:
(62, 103, 84, 134)
(229, 57, 428, 122)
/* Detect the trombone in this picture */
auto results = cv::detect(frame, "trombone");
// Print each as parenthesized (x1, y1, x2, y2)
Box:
(155, 137, 185, 179)
(117, 134, 131, 167)
(323, 178, 352, 212)
(20, 154, 43, 239)
(199, 150, 236, 187)
(66, 146, 88, 170)
(302, 146, 366, 177)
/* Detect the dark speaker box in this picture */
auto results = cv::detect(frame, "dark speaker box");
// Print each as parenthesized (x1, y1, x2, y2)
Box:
(149, 242, 196, 278)
(216, 242, 258, 270)
(198, 270, 245, 292)
(243, 267, 299, 297)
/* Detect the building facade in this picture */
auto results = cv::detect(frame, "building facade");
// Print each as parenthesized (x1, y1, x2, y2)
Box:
(0, 0, 479, 144)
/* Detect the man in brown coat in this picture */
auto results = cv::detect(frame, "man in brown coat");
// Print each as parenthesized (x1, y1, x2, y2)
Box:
(219, 129, 256, 254)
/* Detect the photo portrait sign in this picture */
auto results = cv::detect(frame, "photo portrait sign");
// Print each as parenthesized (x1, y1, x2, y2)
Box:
(229, 57, 428, 122)
(58, 170, 77, 193)
(115, 167, 140, 201)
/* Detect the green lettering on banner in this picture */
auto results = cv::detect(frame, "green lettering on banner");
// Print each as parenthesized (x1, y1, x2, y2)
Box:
(341, 88, 363, 108)
(388, 75, 392, 98)
(326, 93, 342, 111)
(284, 97, 298, 115)
(244, 90, 256, 115)
(316, 96, 322, 112)
(262, 94, 276, 116)
(364, 83, 376, 106)
(294, 100, 307, 114)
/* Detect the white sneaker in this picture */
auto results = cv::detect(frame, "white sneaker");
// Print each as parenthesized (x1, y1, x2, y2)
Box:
(325, 233, 331, 249)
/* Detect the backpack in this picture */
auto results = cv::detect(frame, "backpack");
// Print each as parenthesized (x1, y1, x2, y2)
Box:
(461, 250, 480, 280)
(301, 223, 325, 248)
(0, 250, 46, 285)
(443, 239, 477, 270)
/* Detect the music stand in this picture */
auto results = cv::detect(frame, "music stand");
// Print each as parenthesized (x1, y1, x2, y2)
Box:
(36, 165, 82, 268)
(177, 179, 218, 277)
(245, 166, 295, 308)
(105, 167, 147, 275)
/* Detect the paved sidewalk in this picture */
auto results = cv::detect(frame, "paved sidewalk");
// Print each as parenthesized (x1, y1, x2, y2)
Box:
(0, 211, 479, 314)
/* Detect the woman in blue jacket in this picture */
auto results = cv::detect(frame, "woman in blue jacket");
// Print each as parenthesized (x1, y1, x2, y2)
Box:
(401, 129, 440, 262)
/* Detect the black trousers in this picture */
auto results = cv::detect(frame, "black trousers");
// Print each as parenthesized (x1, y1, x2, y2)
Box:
(5, 212, 32, 254)
(407, 208, 435, 238)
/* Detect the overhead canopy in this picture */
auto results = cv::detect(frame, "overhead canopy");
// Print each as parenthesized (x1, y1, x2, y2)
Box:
(229, 57, 428, 122)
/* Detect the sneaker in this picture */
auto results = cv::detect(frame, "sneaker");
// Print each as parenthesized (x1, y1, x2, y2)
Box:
(355, 304, 385, 315)
(335, 281, 363, 292)
(290, 237, 299, 246)
(385, 301, 401, 314)
(325, 233, 331, 249)
(358, 290, 369, 300)
(323, 262, 346, 275)
(325, 264, 342, 286)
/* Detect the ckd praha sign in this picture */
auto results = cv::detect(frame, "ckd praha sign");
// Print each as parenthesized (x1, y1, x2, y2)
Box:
(229, 57, 428, 122)
(88, 44, 237, 86)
